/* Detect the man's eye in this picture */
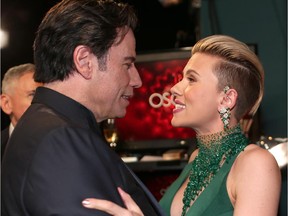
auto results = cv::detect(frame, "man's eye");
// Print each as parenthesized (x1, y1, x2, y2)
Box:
(125, 63, 132, 70)
(28, 92, 35, 97)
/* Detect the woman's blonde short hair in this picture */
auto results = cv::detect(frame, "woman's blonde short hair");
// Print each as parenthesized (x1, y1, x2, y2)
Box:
(192, 35, 264, 121)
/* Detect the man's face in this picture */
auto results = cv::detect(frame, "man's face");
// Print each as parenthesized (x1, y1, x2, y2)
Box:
(6, 72, 42, 126)
(88, 29, 142, 122)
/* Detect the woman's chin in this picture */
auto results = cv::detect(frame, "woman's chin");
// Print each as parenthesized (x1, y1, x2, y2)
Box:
(171, 119, 182, 128)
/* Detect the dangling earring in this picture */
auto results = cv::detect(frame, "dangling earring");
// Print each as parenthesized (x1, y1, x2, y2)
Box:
(219, 107, 231, 130)
(219, 85, 231, 130)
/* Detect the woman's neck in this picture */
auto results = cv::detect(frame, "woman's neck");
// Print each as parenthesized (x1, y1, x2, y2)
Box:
(196, 124, 241, 148)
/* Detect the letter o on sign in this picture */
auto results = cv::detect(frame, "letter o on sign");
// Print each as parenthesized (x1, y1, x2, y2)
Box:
(149, 93, 163, 108)
(149, 92, 174, 108)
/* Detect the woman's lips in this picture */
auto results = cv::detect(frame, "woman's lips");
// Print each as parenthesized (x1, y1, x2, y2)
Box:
(173, 102, 186, 114)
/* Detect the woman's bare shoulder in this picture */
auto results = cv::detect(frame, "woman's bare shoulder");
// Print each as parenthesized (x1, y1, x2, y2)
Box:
(238, 144, 278, 166)
(232, 144, 279, 174)
(233, 144, 280, 184)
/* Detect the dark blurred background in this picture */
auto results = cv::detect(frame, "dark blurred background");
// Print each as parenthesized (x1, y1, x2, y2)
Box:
(1, 0, 287, 137)
(1, 0, 200, 69)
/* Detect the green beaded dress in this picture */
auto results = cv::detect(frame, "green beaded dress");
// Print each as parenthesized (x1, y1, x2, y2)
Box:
(159, 124, 248, 216)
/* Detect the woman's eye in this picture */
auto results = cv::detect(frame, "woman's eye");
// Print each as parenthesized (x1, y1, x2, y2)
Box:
(187, 77, 195, 82)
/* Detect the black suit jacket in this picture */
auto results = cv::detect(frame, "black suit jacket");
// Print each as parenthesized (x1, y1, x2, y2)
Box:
(1, 87, 165, 216)
(1, 126, 9, 161)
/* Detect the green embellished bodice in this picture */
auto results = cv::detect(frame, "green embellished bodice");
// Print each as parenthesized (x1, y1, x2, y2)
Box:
(159, 124, 248, 216)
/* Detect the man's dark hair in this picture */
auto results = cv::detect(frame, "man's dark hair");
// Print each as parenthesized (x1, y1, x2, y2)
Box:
(33, 0, 138, 83)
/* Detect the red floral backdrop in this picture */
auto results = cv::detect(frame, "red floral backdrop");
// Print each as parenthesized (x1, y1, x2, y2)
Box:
(116, 58, 196, 142)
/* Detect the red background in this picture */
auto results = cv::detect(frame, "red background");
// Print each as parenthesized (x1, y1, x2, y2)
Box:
(116, 59, 196, 142)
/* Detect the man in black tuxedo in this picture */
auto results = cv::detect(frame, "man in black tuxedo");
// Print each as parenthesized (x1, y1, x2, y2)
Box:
(1, 63, 42, 160)
(1, 0, 164, 215)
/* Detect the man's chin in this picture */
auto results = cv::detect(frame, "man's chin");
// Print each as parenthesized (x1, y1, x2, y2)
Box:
(114, 110, 127, 119)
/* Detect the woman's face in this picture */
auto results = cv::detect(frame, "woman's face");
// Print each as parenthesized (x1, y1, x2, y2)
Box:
(171, 52, 223, 134)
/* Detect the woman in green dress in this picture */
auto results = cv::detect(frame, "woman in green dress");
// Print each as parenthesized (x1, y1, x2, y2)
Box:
(82, 35, 281, 216)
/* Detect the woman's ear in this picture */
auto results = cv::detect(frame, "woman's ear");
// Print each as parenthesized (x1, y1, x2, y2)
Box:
(1, 94, 13, 115)
(219, 88, 238, 110)
(73, 45, 94, 79)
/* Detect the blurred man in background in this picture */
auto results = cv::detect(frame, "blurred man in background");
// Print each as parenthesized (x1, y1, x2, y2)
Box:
(1, 63, 42, 159)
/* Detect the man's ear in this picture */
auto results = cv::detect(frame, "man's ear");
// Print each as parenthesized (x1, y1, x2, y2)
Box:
(219, 88, 238, 110)
(1, 94, 12, 115)
(73, 45, 94, 79)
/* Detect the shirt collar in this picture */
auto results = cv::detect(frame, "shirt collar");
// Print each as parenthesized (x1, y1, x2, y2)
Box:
(32, 87, 101, 135)
(9, 123, 14, 136)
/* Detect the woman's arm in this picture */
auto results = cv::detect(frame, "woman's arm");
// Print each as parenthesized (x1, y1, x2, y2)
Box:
(81, 149, 200, 215)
